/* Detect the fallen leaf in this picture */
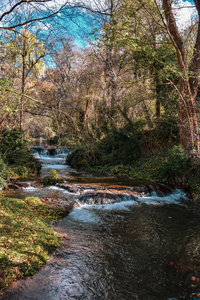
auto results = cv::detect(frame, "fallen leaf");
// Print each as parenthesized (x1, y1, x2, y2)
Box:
(109, 271, 113, 275)
(196, 293, 200, 297)
(191, 276, 196, 281)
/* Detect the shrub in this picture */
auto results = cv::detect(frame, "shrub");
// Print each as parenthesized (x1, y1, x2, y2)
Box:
(66, 122, 145, 169)
(50, 169, 58, 179)
(158, 145, 191, 183)
(156, 115, 179, 141)
(5, 150, 41, 175)
(0, 128, 25, 154)
(66, 148, 89, 168)
(48, 135, 59, 145)
(100, 129, 141, 165)
(42, 170, 64, 186)
(0, 128, 41, 178)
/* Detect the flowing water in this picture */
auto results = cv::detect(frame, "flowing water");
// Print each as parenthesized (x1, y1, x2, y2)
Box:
(2, 148, 200, 300)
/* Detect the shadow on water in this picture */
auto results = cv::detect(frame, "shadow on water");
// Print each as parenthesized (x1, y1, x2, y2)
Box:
(2, 148, 200, 300)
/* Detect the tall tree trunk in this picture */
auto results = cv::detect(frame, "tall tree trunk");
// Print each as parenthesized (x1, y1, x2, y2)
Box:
(162, 0, 200, 153)
(153, 33, 161, 119)
(83, 99, 89, 130)
(141, 101, 154, 129)
(155, 76, 161, 119)
(179, 79, 199, 152)
(103, 0, 118, 125)
(20, 37, 26, 130)
(155, 97, 160, 119)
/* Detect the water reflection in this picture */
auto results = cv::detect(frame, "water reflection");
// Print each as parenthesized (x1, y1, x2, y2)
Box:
(2, 149, 200, 300)
(3, 203, 200, 300)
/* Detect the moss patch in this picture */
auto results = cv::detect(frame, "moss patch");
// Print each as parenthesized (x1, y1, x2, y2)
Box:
(0, 196, 65, 293)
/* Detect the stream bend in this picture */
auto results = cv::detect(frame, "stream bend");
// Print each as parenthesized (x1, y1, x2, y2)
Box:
(2, 148, 200, 300)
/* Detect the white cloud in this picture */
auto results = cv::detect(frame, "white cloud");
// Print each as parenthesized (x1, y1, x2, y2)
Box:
(173, 0, 197, 30)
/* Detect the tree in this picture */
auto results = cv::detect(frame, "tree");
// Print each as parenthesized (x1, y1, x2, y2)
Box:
(89, 0, 141, 130)
(0, 0, 73, 31)
(162, 0, 200, 153)
(6, 29, 45, 128)
(113, 0, 176, 122)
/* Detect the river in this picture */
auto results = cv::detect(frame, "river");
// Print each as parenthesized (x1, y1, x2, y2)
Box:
(2, 148, 200, 300)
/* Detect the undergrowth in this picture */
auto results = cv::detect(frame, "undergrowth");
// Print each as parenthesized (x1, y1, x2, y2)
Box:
(0, 128, 41, 183)
(0, 196, 65, 293)
(41, 169, 64, 186)
(67, 127, 200, 199)
(108, 145, 200, 198)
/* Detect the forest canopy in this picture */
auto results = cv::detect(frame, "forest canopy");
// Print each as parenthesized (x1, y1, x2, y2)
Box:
(0, 0, 200, 156)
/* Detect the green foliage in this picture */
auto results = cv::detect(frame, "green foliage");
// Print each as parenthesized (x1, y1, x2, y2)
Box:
(156, 115, 179, 141)
(0, 128, 25, 154)
(67, 121, 146, 169)
(0, 196, 65, 292)
(66, 148, 89, 169)
(6, 150, 41, 176)
(111, 152, 166, 181)
(7, 29, 45, 77)
(49, 135, 60, 146)
(100, 128, 141, 165)
(0, 128, 41, 179)
(158, 145, 191, 182)
(108, 145, 200, 197)
(42, 176, 61, 186)
(0, 79, 20, 122)
(23, 197, 65, 221)
(50, 169, 58, 179)
(42, 170, 63, 186)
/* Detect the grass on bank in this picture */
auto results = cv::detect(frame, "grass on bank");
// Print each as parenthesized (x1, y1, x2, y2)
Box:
(67, 140, 200, 199)
(0, 196, 65, 293)
(108, 146, 200, 198)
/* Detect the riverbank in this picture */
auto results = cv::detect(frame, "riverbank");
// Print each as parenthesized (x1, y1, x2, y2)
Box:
(2, 145, 200, 299)
(0, 196, 66, 295)
(67, 144, 200, 200)
(2, 189, 200, 299)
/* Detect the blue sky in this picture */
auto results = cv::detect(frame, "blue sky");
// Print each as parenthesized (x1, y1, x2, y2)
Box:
(27, 7, 101, 66)
(1, 0, 196, 67)
(28, 6, 101, 49)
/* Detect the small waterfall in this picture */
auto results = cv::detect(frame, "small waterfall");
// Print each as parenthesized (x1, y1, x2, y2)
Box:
(31, 146, 69, 157)
(56, 183, 188, 207)
(31, 146, 69, 165)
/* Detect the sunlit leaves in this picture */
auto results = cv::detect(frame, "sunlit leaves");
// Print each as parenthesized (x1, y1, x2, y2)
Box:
(0, 196, 64, 291)
(6, 29, 46, 78)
